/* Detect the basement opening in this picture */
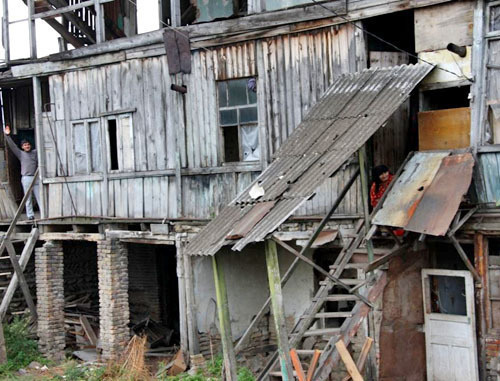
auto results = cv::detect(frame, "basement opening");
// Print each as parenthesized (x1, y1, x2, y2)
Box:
(128, 244, 180, 349)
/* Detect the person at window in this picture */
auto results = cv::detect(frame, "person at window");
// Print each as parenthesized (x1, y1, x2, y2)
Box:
(4, 125, 40, 220)
(370, 164, 392, 208)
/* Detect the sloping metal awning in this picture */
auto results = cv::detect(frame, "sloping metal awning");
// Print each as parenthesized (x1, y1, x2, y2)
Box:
(186, 64, 434, 256)
(372, 152, 474, 236)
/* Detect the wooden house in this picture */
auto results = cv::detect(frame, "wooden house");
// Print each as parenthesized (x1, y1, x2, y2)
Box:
(0, 0, 498, 379)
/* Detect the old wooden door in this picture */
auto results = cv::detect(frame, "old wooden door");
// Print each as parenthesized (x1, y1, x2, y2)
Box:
(421, 269, 479, 381)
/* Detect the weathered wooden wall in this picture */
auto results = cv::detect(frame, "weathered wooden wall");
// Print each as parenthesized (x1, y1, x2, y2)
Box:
(42, 23, 363, 219)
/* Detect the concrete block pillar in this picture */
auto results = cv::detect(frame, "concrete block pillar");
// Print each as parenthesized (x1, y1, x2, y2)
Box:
(35, 241, 65, 361)
(97, 239, 130, 360)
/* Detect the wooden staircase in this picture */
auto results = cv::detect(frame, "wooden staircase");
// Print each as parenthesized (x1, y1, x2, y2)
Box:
(259, 219, 405, 380)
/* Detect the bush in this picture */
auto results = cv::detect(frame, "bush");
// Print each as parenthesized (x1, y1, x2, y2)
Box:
(0, 317, 48, 375)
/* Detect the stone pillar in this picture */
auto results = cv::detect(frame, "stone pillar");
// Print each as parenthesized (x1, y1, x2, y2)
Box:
(97, 239, 130, 360)
(35, 241, 65, 361)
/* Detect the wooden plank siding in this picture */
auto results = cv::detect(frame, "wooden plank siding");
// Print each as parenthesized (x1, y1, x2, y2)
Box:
(42, 23, 363, 219)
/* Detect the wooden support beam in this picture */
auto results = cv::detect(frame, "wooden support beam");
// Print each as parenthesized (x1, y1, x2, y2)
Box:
(183, 249, 199, 354)
(212, 253, 237, 380)
(336, 340, 363, 381)
(449, 234, 482, 283)
(0, 227, 39, 320)
(176, 236, 188, 354)
(358, 146, 374, 263)
(290, 349, 306, 381)
(0, 320, 6, 365)
(265, 240, 294, 381)
(475, 233, 488, 381)
(94, 0, 105, 43)
(4, 239, 37, 319)
(28, 0, 37, 59)
(448, 206, 479, 236)
(170, 0, 181, 27)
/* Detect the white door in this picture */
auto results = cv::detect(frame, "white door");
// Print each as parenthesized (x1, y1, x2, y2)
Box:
(421, 269, 479, 381)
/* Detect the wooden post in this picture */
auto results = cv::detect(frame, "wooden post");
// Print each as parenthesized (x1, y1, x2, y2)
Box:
(32, 76, 46, 218)
(170, 0, 181, 27)
(28, 0, 37, 59)
(475, 233, 488, 380)
(183, 248, 199, 354)
(94, 0, 105, 43)
(2, 0, 10, 63)
(265, 240, 294, 380)
(176, 235, 188, 354)
(212, 253, 237, 380)
(358, 146, 374, 262)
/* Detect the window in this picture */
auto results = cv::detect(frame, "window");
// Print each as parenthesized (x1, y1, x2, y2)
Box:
(490, 4, 500, 33)
(217, 78, 259, 163)
(71, 119, 101, 175)
(105, 114, 135, 172)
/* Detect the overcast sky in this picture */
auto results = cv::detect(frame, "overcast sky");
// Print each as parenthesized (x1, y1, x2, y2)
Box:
(0, 0, 159, 60)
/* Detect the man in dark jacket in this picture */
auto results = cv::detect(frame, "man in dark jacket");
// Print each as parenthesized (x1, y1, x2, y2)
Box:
(4, 126, 39, 220)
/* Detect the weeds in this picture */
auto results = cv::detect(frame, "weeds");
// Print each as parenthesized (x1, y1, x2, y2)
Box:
(0, 317, 48, 375)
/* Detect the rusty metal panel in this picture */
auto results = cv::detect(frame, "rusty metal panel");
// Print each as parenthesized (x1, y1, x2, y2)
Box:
(226, 201, 276, 240)
(372, 152, 449, 228)
(405, 153, 474, 236)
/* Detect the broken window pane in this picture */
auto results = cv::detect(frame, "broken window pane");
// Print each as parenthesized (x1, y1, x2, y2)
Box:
(223, 126, 240, 162)
(220, 109, 237, 126)
(228, 79, 249, 106)
(241, 125, 260, 161)
(429, 275, 466, 316)
(240, 106, 258, 123)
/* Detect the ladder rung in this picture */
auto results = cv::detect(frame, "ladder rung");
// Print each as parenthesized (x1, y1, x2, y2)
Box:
(320, 279, 363, 286)
(270, 371, 298, 377)
(330, 263, 367, 269)
(0, 272, 12, 277)
(304, 328, 341, 337)
(315, 295, 359, 302)
(353, 247, 390, 254)
(312, 312, 353, 319)
(0, 256, 20, 260)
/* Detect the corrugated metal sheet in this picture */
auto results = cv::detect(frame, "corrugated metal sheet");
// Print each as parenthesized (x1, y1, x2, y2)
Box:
(373, 152, 474, 236)
(372, 152, 449, 228)
(186, 63, 434, 255)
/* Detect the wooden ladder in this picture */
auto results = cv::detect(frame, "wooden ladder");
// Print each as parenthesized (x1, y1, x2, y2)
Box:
(259, 219, 404, 380)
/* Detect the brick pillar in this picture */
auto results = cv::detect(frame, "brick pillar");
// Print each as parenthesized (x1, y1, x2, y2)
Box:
(35, 241, 65, 361)
(98, 239, 130, 360)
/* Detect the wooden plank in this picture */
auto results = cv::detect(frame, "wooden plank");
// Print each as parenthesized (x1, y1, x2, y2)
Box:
(265, 240, 294, 380)
(342, 337, 373, 381)
(418, 107, 471, 150)
(335, 340, 363, 381)
(449, 234, 482, 283)
(80, 315, 97, 346)
(306, 350, 321, 381)
(211, 253, 237, 381)
(290, 348, 306, 381)
(414, 1, 473, 52)
(0, 228, 39, 319)
(4, 239, 37, 320)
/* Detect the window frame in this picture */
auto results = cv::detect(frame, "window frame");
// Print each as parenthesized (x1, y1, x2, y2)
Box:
(70, 118, 101, 176)
(217, 77, 259, 164)
(104, 113, 135, 173)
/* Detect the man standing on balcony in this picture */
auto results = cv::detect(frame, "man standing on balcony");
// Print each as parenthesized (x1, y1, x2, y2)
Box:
(4, 126, 40, 220)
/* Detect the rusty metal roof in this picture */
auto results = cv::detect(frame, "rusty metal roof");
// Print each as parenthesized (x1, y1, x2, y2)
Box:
(373, 152, 474, 236)
(186, 64, 434, 256)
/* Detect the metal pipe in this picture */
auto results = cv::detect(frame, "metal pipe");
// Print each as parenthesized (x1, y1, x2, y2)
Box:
(447, 43, 467, 58)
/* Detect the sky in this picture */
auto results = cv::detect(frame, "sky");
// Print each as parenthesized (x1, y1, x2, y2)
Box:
(0, 0, 159, 61)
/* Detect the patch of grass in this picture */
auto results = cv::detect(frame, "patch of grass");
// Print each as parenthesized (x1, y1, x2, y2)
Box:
(0, 317, 49, 375)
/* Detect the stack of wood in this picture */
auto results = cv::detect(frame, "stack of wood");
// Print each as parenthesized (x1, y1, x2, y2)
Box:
(132, 318, 174, 350)
(64, 294, 99, 349)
